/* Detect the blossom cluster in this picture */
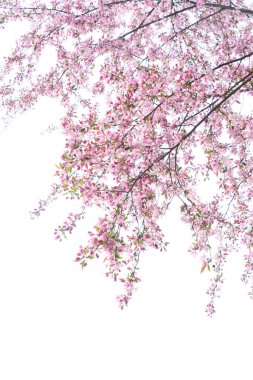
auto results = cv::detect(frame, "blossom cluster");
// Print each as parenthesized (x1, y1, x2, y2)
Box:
(1, 0, 253, 314)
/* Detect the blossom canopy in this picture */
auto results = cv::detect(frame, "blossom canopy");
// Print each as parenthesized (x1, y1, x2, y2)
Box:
(1, 0, 253, 315)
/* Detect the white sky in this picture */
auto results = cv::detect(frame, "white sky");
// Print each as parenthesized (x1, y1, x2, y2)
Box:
(0, 19, 253, 380)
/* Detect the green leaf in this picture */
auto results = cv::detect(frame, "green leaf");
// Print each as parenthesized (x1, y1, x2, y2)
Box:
(115, 252, 122, 260)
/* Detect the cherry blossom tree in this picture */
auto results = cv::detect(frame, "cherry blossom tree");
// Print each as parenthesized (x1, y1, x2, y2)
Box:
(1, 0, 253, 315)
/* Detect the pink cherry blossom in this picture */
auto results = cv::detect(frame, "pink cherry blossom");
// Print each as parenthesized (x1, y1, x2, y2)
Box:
(1, 0, 253, 315)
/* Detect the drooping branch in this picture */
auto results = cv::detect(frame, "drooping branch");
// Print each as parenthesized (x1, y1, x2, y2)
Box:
(187, 0, 253, 16)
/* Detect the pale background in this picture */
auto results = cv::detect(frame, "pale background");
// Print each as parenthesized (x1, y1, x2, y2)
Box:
(0, 19, 253, 380)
